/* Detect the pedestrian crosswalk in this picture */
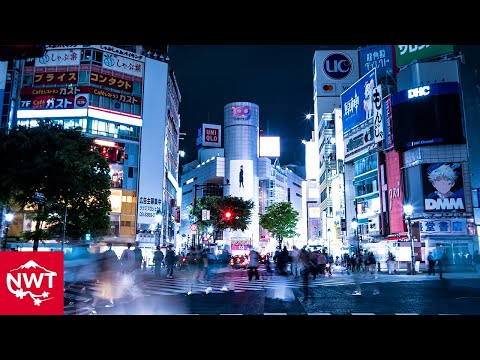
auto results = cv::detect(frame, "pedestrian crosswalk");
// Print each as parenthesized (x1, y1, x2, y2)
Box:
(63, 269, 445, 315)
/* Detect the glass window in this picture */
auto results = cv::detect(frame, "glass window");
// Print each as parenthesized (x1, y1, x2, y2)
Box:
(81, 49, 92, 63)
(132, 81, 142, 96)
(132, 104, 141, 116)
(93, 50, 102, 65)
(90, 93, 100, 107)
(23, 73, 33, 87)
(78, 70, 90, 85)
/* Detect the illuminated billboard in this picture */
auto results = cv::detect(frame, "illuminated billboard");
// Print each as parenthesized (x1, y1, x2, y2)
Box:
(196, 123, 222, 148)
(341, 68, 377, 133)
(422, 162, 465, 213)
(229, 160, 253, 202)
(359, 45, 393, 78)
(313, 50, 360, 97)
(259, 136, 280, 158)
(391, 82, 464, 150)
(394, 45, 454, 67)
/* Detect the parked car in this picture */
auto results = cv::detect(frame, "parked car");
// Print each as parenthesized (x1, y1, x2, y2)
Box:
(230, 255, 249, 269)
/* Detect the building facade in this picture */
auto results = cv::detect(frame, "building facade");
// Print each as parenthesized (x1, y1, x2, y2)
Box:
(3, 45, 181, 252)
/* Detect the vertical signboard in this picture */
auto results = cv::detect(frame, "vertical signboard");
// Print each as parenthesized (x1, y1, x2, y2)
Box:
(385, 150, 404, 233)
(341, 68, 377, 133)
(0, 61, 7, 121)
(373, 85, 383, 143)
(383, 95, 393, 149)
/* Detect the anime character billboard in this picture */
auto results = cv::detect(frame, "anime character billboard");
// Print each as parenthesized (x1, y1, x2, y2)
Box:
(422, 162, 465, 212)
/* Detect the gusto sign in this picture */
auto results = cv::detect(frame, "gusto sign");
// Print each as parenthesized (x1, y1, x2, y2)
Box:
(0, 252, 64, 315)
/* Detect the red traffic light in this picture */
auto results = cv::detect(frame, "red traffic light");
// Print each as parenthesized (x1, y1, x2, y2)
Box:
(224, 211, 232, 219)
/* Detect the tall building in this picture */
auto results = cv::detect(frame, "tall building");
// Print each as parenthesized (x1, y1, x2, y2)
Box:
(179, 102, 305, 255)
(309, 49, 359, 245)
(4, 45, 181, 253)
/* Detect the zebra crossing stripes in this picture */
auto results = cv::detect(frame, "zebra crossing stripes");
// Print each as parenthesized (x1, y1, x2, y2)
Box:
(351, 313, 376, 315)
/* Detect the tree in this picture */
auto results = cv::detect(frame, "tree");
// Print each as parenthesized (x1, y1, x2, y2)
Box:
(193, 195, 254, 241)
(0, 120, 111, 250)
(259, 201, 300, 249)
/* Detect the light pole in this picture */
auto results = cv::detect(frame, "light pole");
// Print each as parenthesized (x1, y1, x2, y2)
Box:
(155, 209, 163, 246)
(3, 211, 14, 250)
(351, 218, 359, 255)
(403, 204, 415, 275)
(327, 228, 331, 256)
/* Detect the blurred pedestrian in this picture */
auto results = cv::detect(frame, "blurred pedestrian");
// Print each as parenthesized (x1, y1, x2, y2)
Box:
(165, 244, 176, 279)
(153, 245, 164, 279)
(120, 243, 136, 274)
(92, 242, 120, 308)
(133, 242, 143, 271)
(298, 246, 312, 301)
(473, 250, 480, 272)
(427, 251, 436, 276)
(247, 248, 260, 281)
(289, 245, 300, 278)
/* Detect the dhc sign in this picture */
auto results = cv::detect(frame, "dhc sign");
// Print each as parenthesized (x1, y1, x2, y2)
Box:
(408, 85, 430, 99)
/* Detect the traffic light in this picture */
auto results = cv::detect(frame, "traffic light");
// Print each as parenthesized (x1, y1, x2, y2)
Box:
(85, 230, 91, 242)
(223, 210, 232, 220)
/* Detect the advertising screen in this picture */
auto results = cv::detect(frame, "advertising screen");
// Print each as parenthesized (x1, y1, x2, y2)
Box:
(422, 162, 465, 213)
(391, 82, 464, 150)
(341, 68, 377, 133)
(229, 160, 254, 202)
(259, 136, 280, 158)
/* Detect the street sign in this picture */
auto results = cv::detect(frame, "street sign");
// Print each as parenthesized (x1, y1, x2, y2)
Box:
(190, 223, 197, 234)
(202, 209, 210, 221)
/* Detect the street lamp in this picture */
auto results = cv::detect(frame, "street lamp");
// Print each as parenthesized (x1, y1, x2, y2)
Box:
(351, 218, 359, 255)
(3, 211, 14, 250)
(403, 204, 415, 275)
(327, 228, 331, 256)
(155, 209, 163, 246)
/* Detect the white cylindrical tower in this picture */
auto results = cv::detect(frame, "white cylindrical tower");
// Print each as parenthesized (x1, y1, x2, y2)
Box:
(224, 101, 260, 250)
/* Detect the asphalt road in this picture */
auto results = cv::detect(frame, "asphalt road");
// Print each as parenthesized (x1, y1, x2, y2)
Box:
(64, 265, 480, 316)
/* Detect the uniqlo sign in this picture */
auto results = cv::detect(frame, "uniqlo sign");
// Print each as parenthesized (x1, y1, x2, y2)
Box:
(0, 252, 64, 315)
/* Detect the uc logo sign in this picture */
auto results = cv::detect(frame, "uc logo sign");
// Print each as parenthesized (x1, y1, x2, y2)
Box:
(323, 53, 353, 80)
(232, 106, 252, 120)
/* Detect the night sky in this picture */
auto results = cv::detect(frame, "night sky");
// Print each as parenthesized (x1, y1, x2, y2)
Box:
(168, 45, 358, 171)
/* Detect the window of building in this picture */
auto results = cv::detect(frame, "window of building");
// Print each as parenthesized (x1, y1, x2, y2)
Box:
(132, 81, 142, 96)
(22, 73, 33, 87)
(92, 50, 102, 65)
(80, 49, 92, 63)
(78, 70, 90, 85)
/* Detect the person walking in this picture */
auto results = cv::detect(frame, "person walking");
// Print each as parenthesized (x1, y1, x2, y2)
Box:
(120, 243, 136, 274)
(92, 242, 119, 309)
(289, 245, 300, 278)
(153, 245, 164, 279)
(427, 251, 436, 276)
(133, 241, 143, 271)
(247, 248, 260, 281)
(298, 246, 312, 301)
(473, 250, 480, 272)
(165, 244, 176, 279)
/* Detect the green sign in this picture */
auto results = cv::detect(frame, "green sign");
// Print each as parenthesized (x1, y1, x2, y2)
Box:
(395, 45, 454, 66)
